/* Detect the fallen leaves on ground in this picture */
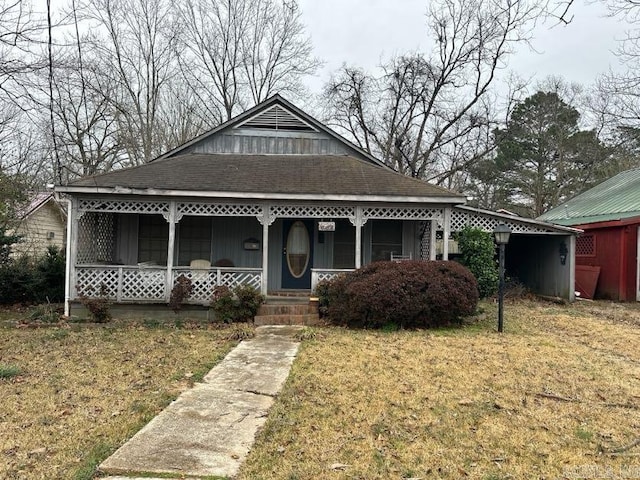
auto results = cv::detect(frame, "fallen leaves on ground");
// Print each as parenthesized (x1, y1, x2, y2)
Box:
(0, 323, 237, 479)
(238, 299, 640, 480)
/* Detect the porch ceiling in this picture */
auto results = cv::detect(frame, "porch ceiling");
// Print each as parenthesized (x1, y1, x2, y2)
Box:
(58, 154, 465, 202)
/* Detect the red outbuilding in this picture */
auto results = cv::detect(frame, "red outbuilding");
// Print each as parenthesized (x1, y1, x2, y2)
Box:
(538, 168, 640, 301)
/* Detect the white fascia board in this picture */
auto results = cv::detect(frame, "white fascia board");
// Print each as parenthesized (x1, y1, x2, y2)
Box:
(55, 185, 466, 204)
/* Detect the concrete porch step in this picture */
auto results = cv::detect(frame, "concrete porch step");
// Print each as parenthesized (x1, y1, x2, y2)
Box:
(268, 290, 312, 298)
(264, 295, 311, 305)
(258, 303, 316, 316)
(253, 313, 320, 326)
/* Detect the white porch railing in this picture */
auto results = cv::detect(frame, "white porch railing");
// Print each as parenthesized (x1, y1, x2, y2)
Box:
(311, 268, 354, 292)
(74, 265, 262, 304)
(172, 267, 262, 303)
(75, 265, 167, 301)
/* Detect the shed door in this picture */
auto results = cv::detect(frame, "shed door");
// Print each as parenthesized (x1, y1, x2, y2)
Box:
(281, 220, 314, 289)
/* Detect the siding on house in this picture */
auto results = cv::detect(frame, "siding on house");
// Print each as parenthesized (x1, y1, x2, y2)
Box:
(189, 129, 354, 157)
(13, 201, 66, 257)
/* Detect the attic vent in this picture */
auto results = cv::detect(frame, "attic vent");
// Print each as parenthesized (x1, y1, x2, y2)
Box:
(239, 105, 316, 131)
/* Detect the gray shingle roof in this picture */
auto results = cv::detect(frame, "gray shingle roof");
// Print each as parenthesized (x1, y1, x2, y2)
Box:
(538, 167, 640, 225)
(65, 154, 464, 200)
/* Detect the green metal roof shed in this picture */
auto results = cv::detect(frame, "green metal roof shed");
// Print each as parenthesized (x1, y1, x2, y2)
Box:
(538, 167, 640, 226)
(538, 167, 640, 302)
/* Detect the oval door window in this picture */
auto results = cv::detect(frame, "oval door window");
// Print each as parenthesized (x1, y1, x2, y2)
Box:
(286, 221, 310, 278)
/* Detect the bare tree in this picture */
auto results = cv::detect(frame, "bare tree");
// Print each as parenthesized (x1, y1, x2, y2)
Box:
(48, 54, 123, 177)
(323, 0, 543, 186)
(177, 0, 319, 122)
(155, 79, 209, 153)
(0, 0, 48, 104)
(241, 0, 319, 105)
(585, 2, 640, 154)
(78, 0, 179, 165)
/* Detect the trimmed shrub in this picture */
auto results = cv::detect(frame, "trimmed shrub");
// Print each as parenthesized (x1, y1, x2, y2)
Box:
(316, 260, 478, 329)
(210, 284, 265, 323)
(456, 227, 498, 298)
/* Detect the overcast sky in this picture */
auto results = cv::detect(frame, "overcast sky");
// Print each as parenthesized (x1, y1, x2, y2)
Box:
(298, 0, 628, 95)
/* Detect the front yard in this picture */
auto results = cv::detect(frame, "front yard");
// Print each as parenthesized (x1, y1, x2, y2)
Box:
(0, 322, 239, 479)
(1, 300, 640, 479)
(239, 300, 640, 479)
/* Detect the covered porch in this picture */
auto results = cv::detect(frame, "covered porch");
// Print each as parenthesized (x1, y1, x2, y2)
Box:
(65, 196, 450, 313)
(65, 196, 579, 315)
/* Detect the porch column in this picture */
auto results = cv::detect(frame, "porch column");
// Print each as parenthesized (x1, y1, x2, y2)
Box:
(569, 234, 576, 302)
(430, 219, 437, 260)
(63, 198, 76, 317)
(163, 202, 180, 301)
(442, 207, 451, 260)
(351, 206, 364, 269)
(258, 205, 274, 296)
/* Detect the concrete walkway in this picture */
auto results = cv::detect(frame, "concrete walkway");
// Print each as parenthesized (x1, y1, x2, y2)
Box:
(98, 325, 302, 479)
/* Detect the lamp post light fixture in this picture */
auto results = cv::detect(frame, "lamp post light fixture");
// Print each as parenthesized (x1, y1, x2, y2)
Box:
(493, 223, 512, 333)
(559, 241, 568, 266)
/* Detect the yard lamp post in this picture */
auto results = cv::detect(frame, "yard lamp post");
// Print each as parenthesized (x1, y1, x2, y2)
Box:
(493, 223, 512, 333)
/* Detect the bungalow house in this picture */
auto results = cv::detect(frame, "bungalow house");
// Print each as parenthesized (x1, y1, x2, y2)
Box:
(11, 192, 67, 258)
(56, 95, 579, 316)
(538, 167, 640, 301)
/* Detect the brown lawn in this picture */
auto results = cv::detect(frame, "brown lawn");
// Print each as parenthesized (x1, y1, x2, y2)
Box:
(0, 322, 238, 480)
(238, 299, 640, 480)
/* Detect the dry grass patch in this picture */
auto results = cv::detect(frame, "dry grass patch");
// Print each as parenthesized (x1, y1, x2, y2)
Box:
(0, 322, 239, 479)
(239, 299, 640, 480)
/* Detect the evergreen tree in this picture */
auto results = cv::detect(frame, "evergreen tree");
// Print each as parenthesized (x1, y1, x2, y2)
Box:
(470, 91, 609, 217)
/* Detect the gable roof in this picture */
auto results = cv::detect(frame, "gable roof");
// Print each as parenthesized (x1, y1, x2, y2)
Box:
(155, 94, 388, 168)
(538, 167, 640, 226)
(16, 192, 66, 220)
(60, 154, 465, 203)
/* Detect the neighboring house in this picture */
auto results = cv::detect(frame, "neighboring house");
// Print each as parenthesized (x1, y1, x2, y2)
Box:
(11, 192, 67, 258)
(56, 95, 579, 316)
(538, 167, 640, 301)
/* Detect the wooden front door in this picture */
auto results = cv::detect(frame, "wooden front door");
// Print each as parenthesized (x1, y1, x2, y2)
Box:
(281, 219, 314, 289)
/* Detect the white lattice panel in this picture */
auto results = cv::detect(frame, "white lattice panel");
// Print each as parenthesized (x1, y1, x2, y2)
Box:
(451, 209, 552, 234)
(78, 199, 169, 214)
(173, 270, 215, 303)
(173, 269, 262, 303)
(77, 215, 96, 264)
(122, 269, 166, 300)
(270, 205, 355, 218)
(178, 202, 262, 216)
(220, 271, 262, 290)
(75, 267, 119, 299)
(419, 221, 431, 260)
(77, 213, 116, 264)
(311, 269, 353, 291)
(362, 207, 443, 221)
